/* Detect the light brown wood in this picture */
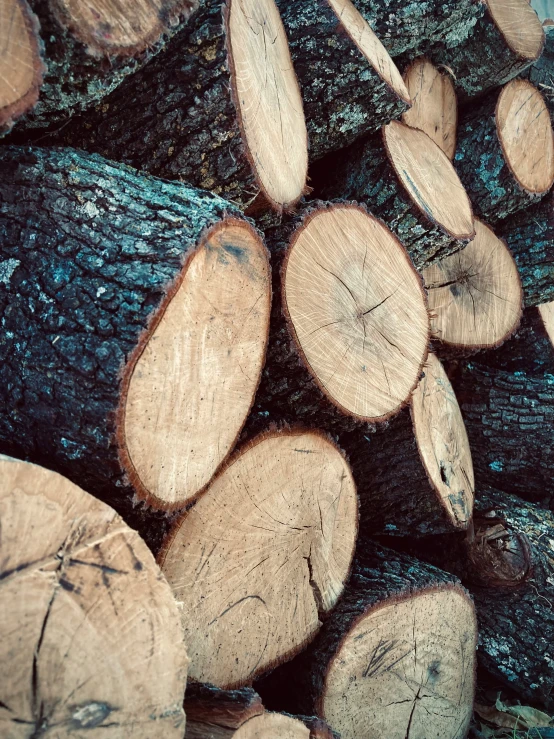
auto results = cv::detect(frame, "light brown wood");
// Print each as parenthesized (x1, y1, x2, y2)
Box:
(227, 0, 308, 211)
(322, 588, 476, 739)
(411, 353, 475, 529)
(497, 78, 554, 194)
(0, 455, 188, 738)
(538, 299, 554, 345)
(234, 714, 310, 738)
(384, 120, 474, 239)
(283, 205, 429, 421)
(402, 58, 457, 160)
(159, 430, 358, 688)
(487, 0, 545, 58)
(122, 220, 270, 510)
(423, 219, 523, 349)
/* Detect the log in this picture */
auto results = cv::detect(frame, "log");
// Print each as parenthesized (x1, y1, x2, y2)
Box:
(256, 540, 477, 739)
(451, 303, 554, 507)
(422, 218, 523, 354)
(454, 78, 554, 223)
(339, 352, 475, 537)
(524, 24, 554, 120)
(158, 429, 358, 688)
(243, 202, 430, 439)
(51, 0, 308, 215)
(314, 120, 475, 270)
(0, 146, 271, 515)
(0, 0, 44, 133)
(275, 0, 411, 159)
(0, 455, 188, 737)
(495, 190, 554, 307)
(401, 57, 457, 160)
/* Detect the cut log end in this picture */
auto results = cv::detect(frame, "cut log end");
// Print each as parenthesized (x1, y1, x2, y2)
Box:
(320, 586, 476, 739)
(118, 217, 271, 510)
(227, 0, 308, 212)
(234, 713, 311, 738)
(538, 300, 554, 344)
(159, 430, 358, 688)
(283, 204, 429, 421)
(384, 121, 474, 240)
(402, 57, 457, 160)
(411, 353, 475, 529)
(0, 0, 43, 131)
(423, 219, 523, 350)
(487, 0, 545, 59)
(496, 78, 554, 195)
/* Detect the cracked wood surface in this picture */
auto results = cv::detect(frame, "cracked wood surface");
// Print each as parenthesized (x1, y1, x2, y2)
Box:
(0, 455, 188, 738)
(158, 430, 358, 688)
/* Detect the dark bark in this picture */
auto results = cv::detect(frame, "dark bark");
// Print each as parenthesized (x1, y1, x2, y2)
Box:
(525, 25, 554, 120)
(496, 191, 554, 307)
(275, 0, 409, 160)
(449, 307, 554, 508)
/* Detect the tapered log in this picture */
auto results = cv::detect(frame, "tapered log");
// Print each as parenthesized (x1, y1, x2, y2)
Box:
(0, 455, 188, 737)
(0, 0, 44, 133)
(315, 121, 475, 270)
(454, 79, 554, 223)
(158, 430, 358, 688)
(340, 353, 475, 537)
(423, 219, 523, 354)
(401, 57, 457, 160)
(243, 203, 430, 440)
(495, 190, 554, 306)
(451, 304, 554, 507)
(256, 541, 477, 739)
(275, 0, 411, 159)
(51, 0, 308, 215)
(0, 147, 271, 515)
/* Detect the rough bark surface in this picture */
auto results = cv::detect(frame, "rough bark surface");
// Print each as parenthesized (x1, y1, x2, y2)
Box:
(525, 25, 554, 119)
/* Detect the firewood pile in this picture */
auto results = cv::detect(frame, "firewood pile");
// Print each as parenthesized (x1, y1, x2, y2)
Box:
(1, 0, 554, 737)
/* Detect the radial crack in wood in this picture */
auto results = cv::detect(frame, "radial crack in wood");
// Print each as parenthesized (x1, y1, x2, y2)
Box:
(159, 430, 358, 688)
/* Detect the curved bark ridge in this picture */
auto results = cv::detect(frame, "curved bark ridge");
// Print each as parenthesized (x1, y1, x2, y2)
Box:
(538, 300, 554, 345)
(322, 588, 476, 739)
(122, 220, 270, 509)
(384, 121, 474, 239)
(0, 456, 188, 737)
(235, 713, 310, 738)
(486, 0, 544, 58)
(227, 0, 308, 211)
(0, 0, 42, 129)
(327, 0, 410, 105)
(402, 58, 457, 160)
(159, 431, 358, 688)
(411, 353, 474, 528)
(284, 206, 429, 420)
(423, 219, 522, 348)
(496, 79, 554, 194)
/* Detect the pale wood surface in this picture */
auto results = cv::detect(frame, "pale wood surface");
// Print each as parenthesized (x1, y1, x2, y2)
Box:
(487, 0, 545, 58)
(538, 299, 554, 345)
(159, 430, 358, 688)
(235, 713, 310, 738)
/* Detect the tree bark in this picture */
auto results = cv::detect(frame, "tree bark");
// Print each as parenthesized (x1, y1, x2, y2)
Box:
(0, 146, 271, 520)
(525, 25, 554, 119)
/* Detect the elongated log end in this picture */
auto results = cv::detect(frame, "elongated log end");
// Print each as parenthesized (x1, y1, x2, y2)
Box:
(487, 0, 545, 60)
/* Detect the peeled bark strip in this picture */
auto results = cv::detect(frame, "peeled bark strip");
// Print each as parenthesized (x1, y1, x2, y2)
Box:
(423, 219, 523, 353)
(496, 190, 554, 306)
(256, 541, 477, 739)
(0, 455, 188, 738)
(276, 0, 411, 159)
(451, 304, 554, 507)
(158, 430, 358, 689)
(55, 0, 308, 214)
(454, 79, 554, 223)
(401, 57, 457, 160)
(341, 353, 475, 537)
(315, 121, 475, 270)
(0, 0, 44, 133)
(0, 146, 271, 513)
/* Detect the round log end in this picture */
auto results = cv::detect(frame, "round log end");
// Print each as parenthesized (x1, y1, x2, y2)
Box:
(118, 217, 271, 511)
(486, 0, 545, 60)
(411, 353, 475, 529)
(496, 79, 554, 195)
(423, 218, 523, 350)
(538, 300, 554, 345)
(159, 429, 358, 689)
(226, 0, 308, 212)
(402, 57, 457, 160)
(234, 713, 311, 737)
(384, 120, 475, 241)
(0, 455, 188, 737)
(283, 204, 429, 422)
